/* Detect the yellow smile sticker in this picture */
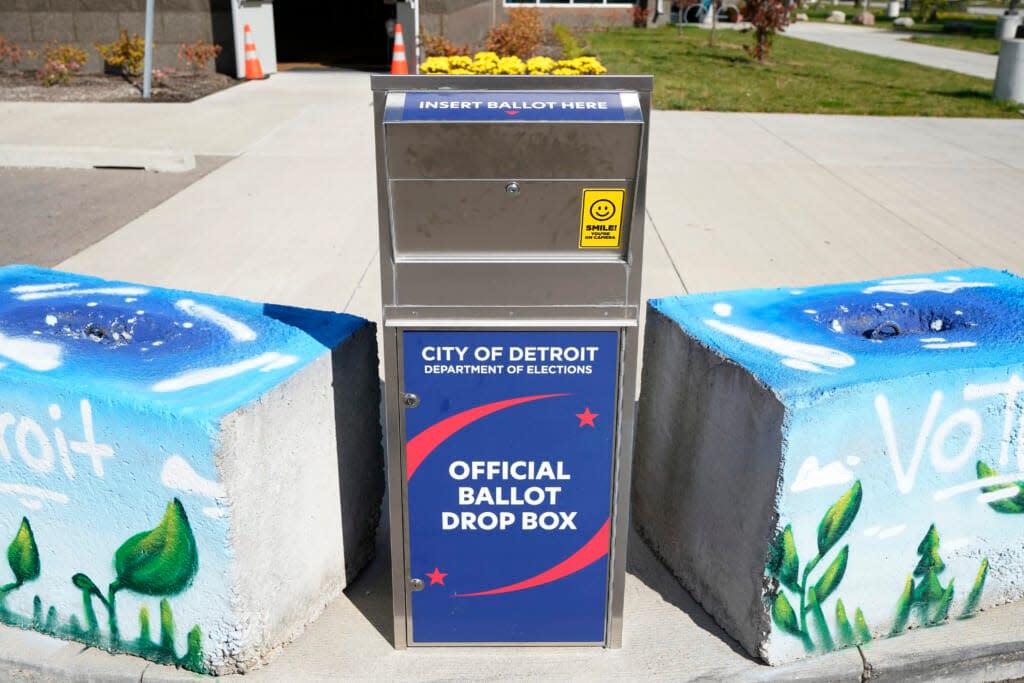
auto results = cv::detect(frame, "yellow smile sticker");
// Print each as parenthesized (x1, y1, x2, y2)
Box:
(579, 189, 625, 249)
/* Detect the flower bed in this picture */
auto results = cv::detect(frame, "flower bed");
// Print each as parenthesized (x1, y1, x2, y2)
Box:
(420, 52, 607, 76)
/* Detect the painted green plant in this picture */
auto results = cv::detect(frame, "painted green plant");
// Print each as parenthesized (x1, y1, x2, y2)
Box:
(1, 518, 40, 602)
(976, 461, 1024, 514)
(72, 498, 198, 645)
(891, 524, 988, 634)
(767, 481, 871, 652)
(0, 503, 205, 673)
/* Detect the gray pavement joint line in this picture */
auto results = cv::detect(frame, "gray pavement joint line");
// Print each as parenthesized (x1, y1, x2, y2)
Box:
(342, 247, 379, 313)
(139, 662, 149, 682)
(646, 208, 690, 294)
(744, 114, 970, 267)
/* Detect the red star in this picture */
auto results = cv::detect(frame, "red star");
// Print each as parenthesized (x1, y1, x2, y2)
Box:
(426, 567, 448, 586)
(576, 406, 599, 428)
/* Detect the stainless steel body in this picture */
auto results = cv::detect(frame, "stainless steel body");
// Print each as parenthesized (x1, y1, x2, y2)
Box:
(372, 75, 652, 649)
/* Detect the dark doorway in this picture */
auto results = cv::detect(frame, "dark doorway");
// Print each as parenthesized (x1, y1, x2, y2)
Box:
(274, 1, 394, 69)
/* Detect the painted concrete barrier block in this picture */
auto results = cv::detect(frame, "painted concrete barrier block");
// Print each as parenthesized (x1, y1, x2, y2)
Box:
(0, 265, 383, 674)
(633, 268, 1024, 664)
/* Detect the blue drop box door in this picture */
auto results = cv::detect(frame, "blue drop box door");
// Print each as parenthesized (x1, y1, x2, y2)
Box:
(402, 330, 620, 644)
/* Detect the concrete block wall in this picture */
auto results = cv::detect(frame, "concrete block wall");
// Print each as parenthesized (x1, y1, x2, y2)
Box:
(0, 0, 236, 74)
(0, 265, 384, 674)
(634, 268, 1024, 665)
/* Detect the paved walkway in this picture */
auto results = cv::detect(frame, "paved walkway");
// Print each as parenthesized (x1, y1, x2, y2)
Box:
(2, 71, 1024, 680)
(786, 21, 1000, 79)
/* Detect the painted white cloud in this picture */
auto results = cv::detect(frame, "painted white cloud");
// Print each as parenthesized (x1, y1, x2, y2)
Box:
(862, 278, 993, 295)
(151, 352, 298, 393)
(0, 482, 69, 504)
(17, 286, 149, 301)
(161, 455, 225, 499)
(704, 319, 855, 374)
(203, 506, 227, 519)
(0, 333, 62, 371)
(9, 282, 77, 294)
(712, 302, 732, 317)
(175, 299, 257, 342)
(791, 456, 855, 492)
(878, 524, 907, 540)
(923, 342, 976, 350)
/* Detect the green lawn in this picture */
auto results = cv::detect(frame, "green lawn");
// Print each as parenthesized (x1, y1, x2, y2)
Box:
(585, 25, 1020, 117)
(906, 33, 1001, 53)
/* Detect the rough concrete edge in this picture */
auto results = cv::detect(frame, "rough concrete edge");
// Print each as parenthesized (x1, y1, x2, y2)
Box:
(631, 305, 784, 662)
(0, 145, 196, 173)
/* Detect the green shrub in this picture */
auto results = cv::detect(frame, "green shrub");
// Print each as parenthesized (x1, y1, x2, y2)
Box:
(552, 24, 585, 59)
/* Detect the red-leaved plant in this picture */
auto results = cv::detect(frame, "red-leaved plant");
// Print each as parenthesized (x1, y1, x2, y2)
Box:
(745, 0, 794, 62)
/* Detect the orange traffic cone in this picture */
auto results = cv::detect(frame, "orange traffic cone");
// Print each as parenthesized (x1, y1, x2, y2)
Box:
(243, 24, 265, 80)
(391, 23, 409, 75)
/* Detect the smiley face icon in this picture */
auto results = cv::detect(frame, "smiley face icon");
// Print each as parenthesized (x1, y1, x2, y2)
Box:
(589, 199, 617, 222)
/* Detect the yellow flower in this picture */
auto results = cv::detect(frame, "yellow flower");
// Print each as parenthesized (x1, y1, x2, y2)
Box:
(473, 51, 500, 63)
(497, 56, 526, 75)
(525, 56, 556, 74)
(448, 55, 472, 69)
(551, 67, 579, 75)
(420, 56, 450, 74)
(449, 68, 473, 75)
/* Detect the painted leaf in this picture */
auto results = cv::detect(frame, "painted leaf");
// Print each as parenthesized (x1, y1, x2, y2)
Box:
(814, 545, 849, 604)
(891, 574, 913, 635)
(854, 608, 871, 643)
(773, 526, 800, 592)
(114, 499, 198, 596)
(72, 573, 104, 600)
(959, 558, 989, 619)
(913, 525, 945, 577)
(7, 517, 40, 586)
(817, 481, 862, 556)
(914, 570, 945, 606)
(977, 461, 1024, 514)
(807, 587, 835, 651)
(772, 591, 802, 637)
(835, 598, 855, 647)
(929, 579, 955, 625)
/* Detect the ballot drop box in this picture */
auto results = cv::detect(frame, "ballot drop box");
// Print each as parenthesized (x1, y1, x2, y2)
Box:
(371, 75, 652, 648)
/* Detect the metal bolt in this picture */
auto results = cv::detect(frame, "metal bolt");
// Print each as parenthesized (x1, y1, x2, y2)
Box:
(505, 182, 521, 196)
(409, 578, 425, 592)
(403, 393, 420, 408)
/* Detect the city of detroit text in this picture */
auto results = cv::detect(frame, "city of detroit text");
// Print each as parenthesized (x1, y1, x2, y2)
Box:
(422, 344, 601, 376)
(443, 460, 579, 531)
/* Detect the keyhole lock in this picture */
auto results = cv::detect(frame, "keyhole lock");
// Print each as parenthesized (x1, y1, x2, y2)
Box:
(409, 578, 425, 592)
(505, 182, 521, 196)
(403, 393, 420, 408)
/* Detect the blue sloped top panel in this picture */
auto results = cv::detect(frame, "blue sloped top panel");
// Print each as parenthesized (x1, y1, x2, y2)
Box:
(650, 268, 1024, 400)
(0, 265, 368, 419)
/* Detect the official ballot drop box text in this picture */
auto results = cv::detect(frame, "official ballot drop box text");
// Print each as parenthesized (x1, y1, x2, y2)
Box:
(371, 75, 652, 648)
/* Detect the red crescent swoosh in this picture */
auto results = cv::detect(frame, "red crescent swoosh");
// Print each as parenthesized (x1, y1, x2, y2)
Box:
(458, 518, 611, 597)
(405, 393, 568, 480)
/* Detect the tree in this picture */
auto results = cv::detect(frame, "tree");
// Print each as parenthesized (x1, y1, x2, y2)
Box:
(745, 0, 793, 63)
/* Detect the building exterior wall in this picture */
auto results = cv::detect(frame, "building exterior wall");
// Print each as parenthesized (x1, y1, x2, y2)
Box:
(0, 0, 235, 74)
(419, 0, 630, 52)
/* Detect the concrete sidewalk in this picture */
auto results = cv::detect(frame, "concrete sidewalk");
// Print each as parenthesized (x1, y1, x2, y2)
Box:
(785, 22, 999, 79)
(2, 71, 1024, 680)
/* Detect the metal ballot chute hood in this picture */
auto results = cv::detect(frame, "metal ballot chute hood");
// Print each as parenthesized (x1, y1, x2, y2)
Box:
(372, 75, 652, 649)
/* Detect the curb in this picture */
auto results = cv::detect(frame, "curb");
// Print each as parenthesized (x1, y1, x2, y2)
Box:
(0, 145, 196, 173)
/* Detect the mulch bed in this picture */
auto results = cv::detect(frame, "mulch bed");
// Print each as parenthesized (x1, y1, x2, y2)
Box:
(0, 71, 239, 103)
